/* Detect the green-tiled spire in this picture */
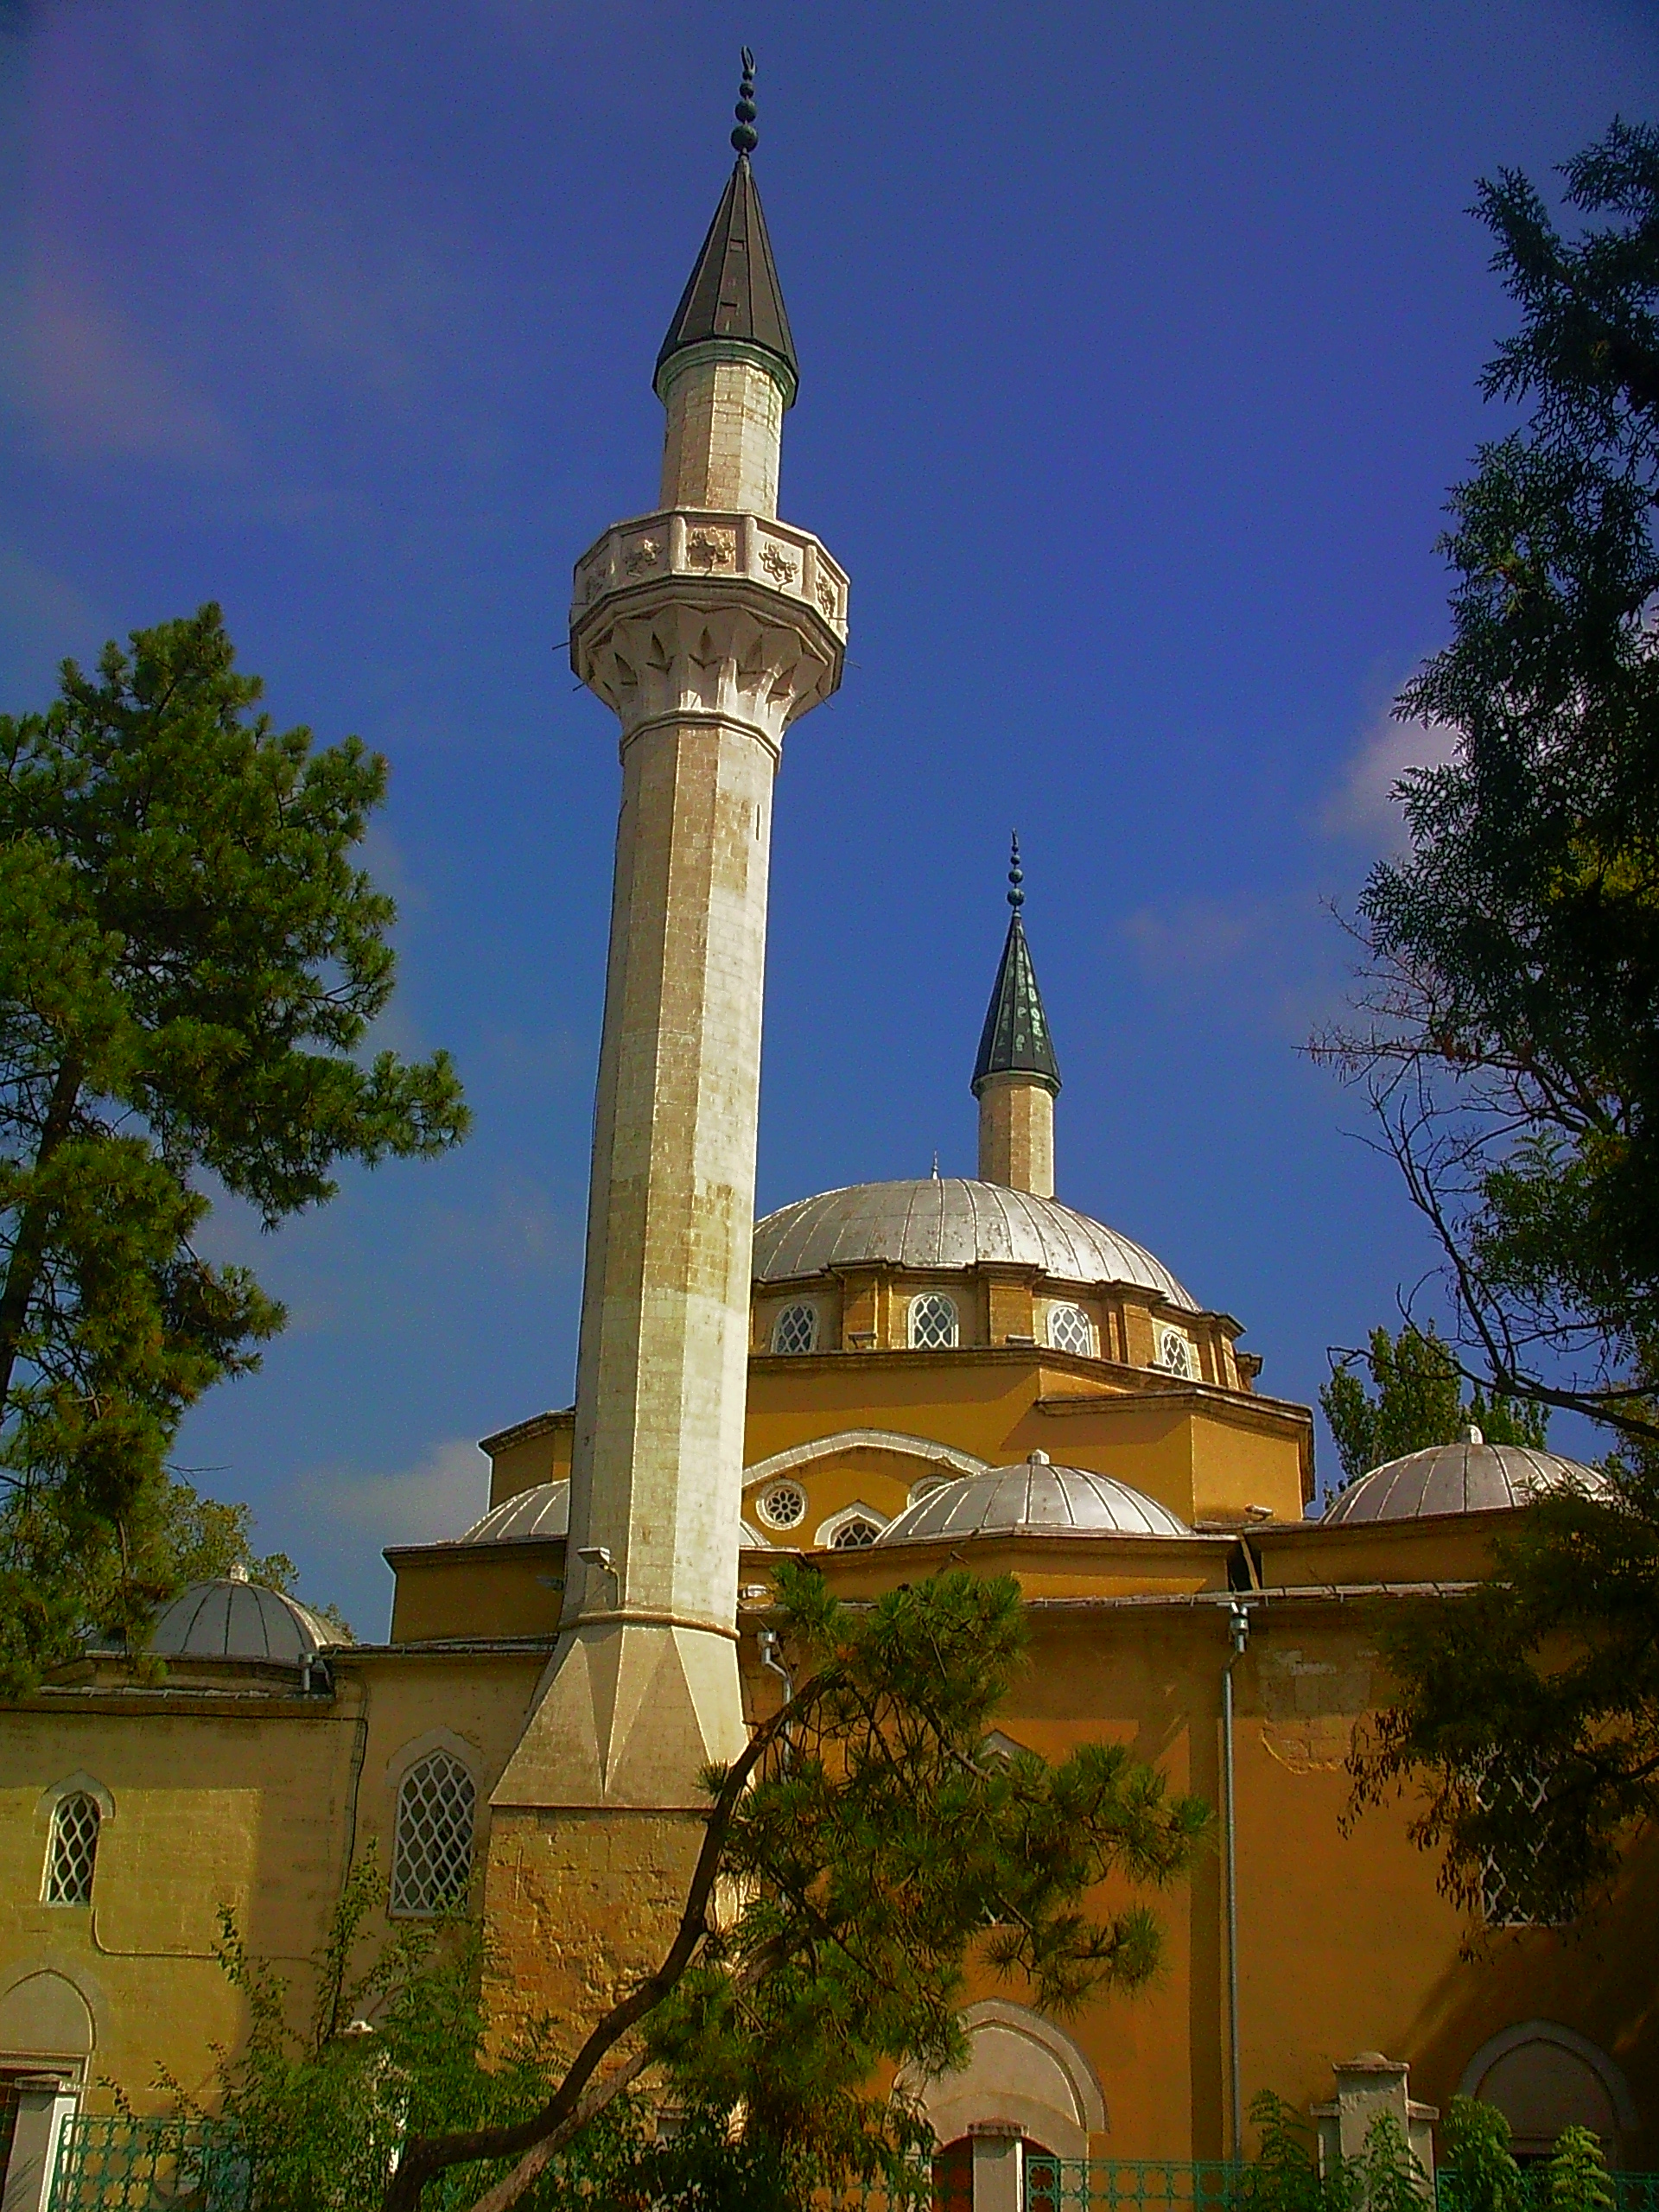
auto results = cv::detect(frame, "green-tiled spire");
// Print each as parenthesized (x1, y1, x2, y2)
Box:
(653, 51, 798, 404)
(971, 836, 1062, 1098)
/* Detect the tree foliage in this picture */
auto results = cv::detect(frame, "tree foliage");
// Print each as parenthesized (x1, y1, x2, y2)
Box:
(1349, 1460, 1659, 1930)
(1235, 2093, 1430, 2212)
(1320, 1323, 1548, 1491)
(1312, 119, 1659, 1438)
(1319, 120, 1659, 1926)
(0, 607, 466, 1688)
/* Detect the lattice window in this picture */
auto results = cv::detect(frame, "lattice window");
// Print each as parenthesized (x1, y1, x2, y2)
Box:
(831, 1517, 880, 1549)
(771, 1303, 819, 1355)
(45, 1790, 101, 1905)
(391, 1753, 475, 1917)
(909, 1293, 958, 1351)
(1478, 1759, 1559, 1929)
(1048, 1303, 1094, 1357)
(1154, 1325, 1196, 1379)
(758, 1481, 807, 1531)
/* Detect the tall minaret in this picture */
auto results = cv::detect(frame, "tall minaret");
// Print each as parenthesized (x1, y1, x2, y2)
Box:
(493, 60, 847, 1845)
(972, 837, 1062, 1196)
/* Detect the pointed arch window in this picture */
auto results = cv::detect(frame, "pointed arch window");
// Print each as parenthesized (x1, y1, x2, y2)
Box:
(44, 1792, 101, 1906)
(770, 1303, 819, 1355)
(391, 1753, 476, 1917)
(1154, 1325, 1196, 1380)
(831, 1517, 881, 1549)
(1047, 1303, 1095, 1357)
(909, 1294, 958, 1351)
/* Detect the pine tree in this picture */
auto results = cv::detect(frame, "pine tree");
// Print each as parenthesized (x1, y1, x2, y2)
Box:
(363, 1567, 1212, 2212)
(0, 606, 467, 1687)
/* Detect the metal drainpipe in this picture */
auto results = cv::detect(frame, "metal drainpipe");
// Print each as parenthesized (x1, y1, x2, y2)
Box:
(1223, 1599, 1251, 2165)
(758, 1627, 795, 1758)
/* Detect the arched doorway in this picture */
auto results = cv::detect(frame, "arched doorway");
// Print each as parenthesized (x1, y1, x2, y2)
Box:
(1459, 2023, 1637, 2163)
(932, 2133, 1058, 2212)
(933, 2135, 973, 2212)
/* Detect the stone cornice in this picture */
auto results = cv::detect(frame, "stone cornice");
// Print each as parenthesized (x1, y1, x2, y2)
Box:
(478, 1406, 573, 1455)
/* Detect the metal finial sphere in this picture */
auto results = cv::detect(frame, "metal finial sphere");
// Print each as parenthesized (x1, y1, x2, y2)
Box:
(732, 48, 759, 153)
(1007, 831, 1024, 911)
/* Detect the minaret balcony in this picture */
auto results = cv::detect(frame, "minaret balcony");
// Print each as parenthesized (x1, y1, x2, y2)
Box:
(569, 509, 849, 752)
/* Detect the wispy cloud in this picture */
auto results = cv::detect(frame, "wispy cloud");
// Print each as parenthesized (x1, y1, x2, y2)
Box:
(299, 1434, 490, 1549)
(1121, 896, 1269, 981)
(19, 262, 242, 467)
(1322, 707, 1459, 845)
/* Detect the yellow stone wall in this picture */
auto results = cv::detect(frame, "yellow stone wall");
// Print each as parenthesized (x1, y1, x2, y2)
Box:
(3, 1548, 1656, 2161)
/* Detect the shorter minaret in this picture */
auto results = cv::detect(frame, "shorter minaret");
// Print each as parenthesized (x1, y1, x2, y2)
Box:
(972, 836, 1061, 1197)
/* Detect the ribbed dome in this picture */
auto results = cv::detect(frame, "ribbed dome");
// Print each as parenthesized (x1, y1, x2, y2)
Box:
(462, 1481, 572, 1543)
(1322, 1433, 1611, 1526)
(753, 1179, 1197, 1311)
(875, 1454, 1189, 1544)
(459, 1480, 767, 1549)
(149, 1577, 339, 1662)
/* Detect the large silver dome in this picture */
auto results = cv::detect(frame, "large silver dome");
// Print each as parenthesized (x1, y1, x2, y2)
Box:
(149, 1576, 339, 1662)
(875, 1453, 1189, 1544)
(1322, 1433, 1610, 1526)
(753, 1179, 1197, 1311)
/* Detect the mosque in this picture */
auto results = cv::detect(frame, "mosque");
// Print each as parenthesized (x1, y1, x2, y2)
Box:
(0, 61, 1653, 2212)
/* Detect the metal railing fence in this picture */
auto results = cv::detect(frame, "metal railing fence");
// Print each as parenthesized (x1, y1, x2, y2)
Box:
(46, 2125, 1659, 2212)
(1025, 2162, 1659, 2212)
(48, 2115, 252, 2212)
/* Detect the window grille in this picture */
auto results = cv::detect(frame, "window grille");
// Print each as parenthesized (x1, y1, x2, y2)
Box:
(831, 1517, 880, 1549)
(1154, 1326, 1195, 1380)
(909, 1293, 959, 1350)
(1477, 1758, 1560, 1928)
(771, 1303, 818, 1355)
(1048, 1303, 1094, 1357)
(391, 1753, 475, 1916)
(45, 1791, 101, 1905)
(758, 1481, 807, 1530)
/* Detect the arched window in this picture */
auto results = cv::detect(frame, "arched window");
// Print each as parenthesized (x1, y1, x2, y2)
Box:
(770, 1302, 818, 1355)
(44, 1792, 101, 1906)
(909, 1293, 958, 1351)
(831, 1517, 881, 1549)
(1047, 1304, 1094, 1357)
(1154, 1325, 1196, 1380)
(391, 1752, 476, 1917)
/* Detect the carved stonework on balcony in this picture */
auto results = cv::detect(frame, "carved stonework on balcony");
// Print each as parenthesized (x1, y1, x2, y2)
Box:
(569, 508, 849, 751)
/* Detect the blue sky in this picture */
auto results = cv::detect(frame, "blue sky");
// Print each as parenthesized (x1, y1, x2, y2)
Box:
(1, 0, 1652, 1633)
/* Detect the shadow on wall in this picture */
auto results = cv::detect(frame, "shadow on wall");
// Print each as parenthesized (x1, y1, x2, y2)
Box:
(1408, 1823, 1659, 2167)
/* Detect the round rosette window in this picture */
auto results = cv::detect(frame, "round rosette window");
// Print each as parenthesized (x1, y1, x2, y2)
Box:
(757, 1480, 808, 1530)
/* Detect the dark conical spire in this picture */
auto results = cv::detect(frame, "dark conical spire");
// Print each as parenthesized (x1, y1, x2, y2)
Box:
(654, 52, 798, 403)
(971, 836, 1062, 1097)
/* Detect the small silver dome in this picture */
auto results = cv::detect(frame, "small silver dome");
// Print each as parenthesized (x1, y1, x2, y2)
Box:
(461, 1481, 571, 1543)
(1322, 1433, 1610, 1526)
(753, 1178, 1198, 1310)
(460, 1480, 767, 1548)
(149, 1577, 338, 1662)
(875, 1452, 1189, 1544)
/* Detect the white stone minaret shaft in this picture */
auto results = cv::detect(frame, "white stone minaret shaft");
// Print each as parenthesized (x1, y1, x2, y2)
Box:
(494, 130, 846, 1815)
